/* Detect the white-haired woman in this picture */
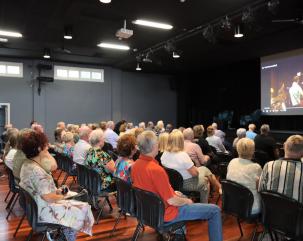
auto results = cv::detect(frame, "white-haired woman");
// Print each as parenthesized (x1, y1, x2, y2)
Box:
(62, 132, 75, 159)
(183, 128, 210, 167)
(84, 129, 115, 191)
(227, 138, 262, 214)
(232, 128, 246, 149)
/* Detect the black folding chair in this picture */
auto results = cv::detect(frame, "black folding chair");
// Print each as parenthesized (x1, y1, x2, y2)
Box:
(19, 187, 63, 241)
(76, 164, 88, 191)
(56, 153, 77, 187)
(132, 187, 186, 241)
(110, 178, 136, 237)
(221, 179, 259, 241)
(6, 167, 20, 220)
(86, 167, 115, 224)
(260, 191, 303, 241)
(164, 167, 200, 202)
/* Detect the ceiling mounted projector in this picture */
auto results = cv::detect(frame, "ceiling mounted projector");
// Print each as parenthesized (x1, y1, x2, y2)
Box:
(116, 20, 133, 40)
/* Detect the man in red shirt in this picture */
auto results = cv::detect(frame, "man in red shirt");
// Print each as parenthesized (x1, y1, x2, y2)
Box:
(131, 131, 222, 241)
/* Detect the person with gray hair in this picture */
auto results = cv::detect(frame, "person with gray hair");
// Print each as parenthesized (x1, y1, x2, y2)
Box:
(73, 126, 92, 165)
(85, 129, 115, 191)
(232, 128, 247, 148)
(259, 135, 303, 203)
(138, 122, 146, 129)
(131, 130, 223, 241)
(254, 124, 279, 161)
(104, 121, 119, 149)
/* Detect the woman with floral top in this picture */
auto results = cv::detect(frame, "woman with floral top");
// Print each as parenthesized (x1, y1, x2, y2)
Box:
(114, 134, 137, 183)
(62, 131, 75, 159)
(19, 130, 94, 241)
(85, 129, 115, 190)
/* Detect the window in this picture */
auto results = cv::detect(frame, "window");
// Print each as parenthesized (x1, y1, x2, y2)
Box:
(0, 62, 23, 77)
(54, 66, 104, 82)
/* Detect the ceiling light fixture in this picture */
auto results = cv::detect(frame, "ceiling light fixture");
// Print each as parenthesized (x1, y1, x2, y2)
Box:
(0, 29, 22, 38)
(136, 63, 142, 71)
(133, 19, 173, 30)
(0, 38, 8, 42)
(234, 25, 244, 38)
(98, 42, 130, 50)
(142, 51, 153, 63)
(172, 51, 181, 59)
(43, 48, 51, 59)
(99, 0, 111, 3)
(64, 26, 73, 40)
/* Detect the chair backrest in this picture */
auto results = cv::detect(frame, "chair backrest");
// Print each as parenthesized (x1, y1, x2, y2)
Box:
(260, 191, 303, 240)
(6, 167, 19, 193)
(19, 186, 39, 230)
(163, 167, 183, 191)
(133, 187, 165, 230)
(86, 167, 103, 196)
(56, 153, 75, 175)
(115, 178, 136, 216)
(221, 179, 254, 219)
(77, 164, 88, 189)
(253, 150, 271, 168)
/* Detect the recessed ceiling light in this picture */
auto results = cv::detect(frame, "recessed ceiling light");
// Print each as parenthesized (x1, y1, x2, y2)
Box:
(234, 25, 244, 38)
(133, 19, 173, 30)
(43, 48, 51, 59)
(64, 26, 73, 40)
(99, 0, 111, 3)
(0, 38, 8, 42)
(136, 63, 142, 71)
(173, 51, 181, 59)
(0, 29, 22, 38)
(98, 42, 130, 50)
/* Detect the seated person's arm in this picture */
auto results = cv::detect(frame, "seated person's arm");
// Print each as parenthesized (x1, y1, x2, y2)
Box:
(167, 195, 193, 206)
(196, 146, 210, 165)
(41, 191, 64, 202)
(187, 166, 199, 177)
(105, 160, 116, 173)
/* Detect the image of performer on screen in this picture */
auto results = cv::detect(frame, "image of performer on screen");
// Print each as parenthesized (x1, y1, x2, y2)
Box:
(271, 82, 287, 111)
(289, 75, 303, 106)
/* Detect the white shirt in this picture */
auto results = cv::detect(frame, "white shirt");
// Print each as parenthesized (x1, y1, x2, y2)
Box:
(4, 148, 17, 170)
(289, 82, 303, 106)
(73, 139, 91, 165)
(227, 158, 262, 214)
(161, 151, 194, 180)
(206, 135, 228, 153)
(104, 128, 119, 149)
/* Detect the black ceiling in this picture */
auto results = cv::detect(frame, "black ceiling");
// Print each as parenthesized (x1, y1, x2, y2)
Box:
(0, 0, 302, 73)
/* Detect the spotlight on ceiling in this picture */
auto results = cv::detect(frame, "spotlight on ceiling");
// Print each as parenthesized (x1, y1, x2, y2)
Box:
(202, 25, 216, 43)
(220, 16, 232, 30)
(98, 42, 130, 50)
(64, 26, 73, 40)
(142, 51, 153, 63)
(99, 0, 111, 3)
(0, 38, 8, 43)
(136, 63, 142, 71)
(133, 19, 173, 30)
(242, 7, 254, 24)
(267, 0, 279, 14)
(173, 51, 181, 59)
(0, 29, 22, 38)
(43, 48, 51, 59)
(234, 25, 244, 38)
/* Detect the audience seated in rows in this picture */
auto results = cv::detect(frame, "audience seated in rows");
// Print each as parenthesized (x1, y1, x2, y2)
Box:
(246, 123, 257, 140)
(232, 128, 246, 149)
(62, 131, 75, 159)
(155, 132, 169, 163)
(19, 130, 94, 241)
(113, 134, 136, 184)
(258, 135, 303, 203)
(73, 126, 91, 165)
(4, 130, 18, 170)
(161, 130, 221, 203)
(206, 126, 228, 154)
(85, 129, 115, 191)
(104, 121, 119, 149)
(193, 125, 214, 158)
(131, 131, 223, 241)
(227, 138, 262, 214)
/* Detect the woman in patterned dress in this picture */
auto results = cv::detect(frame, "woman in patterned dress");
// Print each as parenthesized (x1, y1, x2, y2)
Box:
(19, 131, 94, 241)
(85, 129, 115, 190)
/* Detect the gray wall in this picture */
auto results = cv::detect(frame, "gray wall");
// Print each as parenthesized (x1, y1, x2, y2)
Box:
(0, 58, 177, 139)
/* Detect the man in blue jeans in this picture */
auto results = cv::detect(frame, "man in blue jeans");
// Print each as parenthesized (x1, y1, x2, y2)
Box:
(131, 131, 222, 241)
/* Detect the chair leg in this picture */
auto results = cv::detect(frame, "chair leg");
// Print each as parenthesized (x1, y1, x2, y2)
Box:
(13, 213, 26, 237)
(95, 198, 107, 224)
(6, 193, 19, 220)
(251, 222, 258, 241)
(237, 217, 243, 237)
(106, 197, 113, 211)
(4, 190, 11, 202)
(56, 170, 63, 181)
(110, 210, 124, 237)
(259, 231, 266, 241)
(269, 230, 276, 241)
(6, 192, 16, 209)
(131, 223, 142, 241)
(41, 232, 46, 241)
(26, 229, 33, 241)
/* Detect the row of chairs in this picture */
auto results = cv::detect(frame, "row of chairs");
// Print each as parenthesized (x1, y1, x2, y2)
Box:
(221, 179, 303, 241)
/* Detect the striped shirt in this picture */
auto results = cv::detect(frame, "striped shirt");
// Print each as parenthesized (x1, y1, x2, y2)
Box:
(258, 159, 303, 203)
